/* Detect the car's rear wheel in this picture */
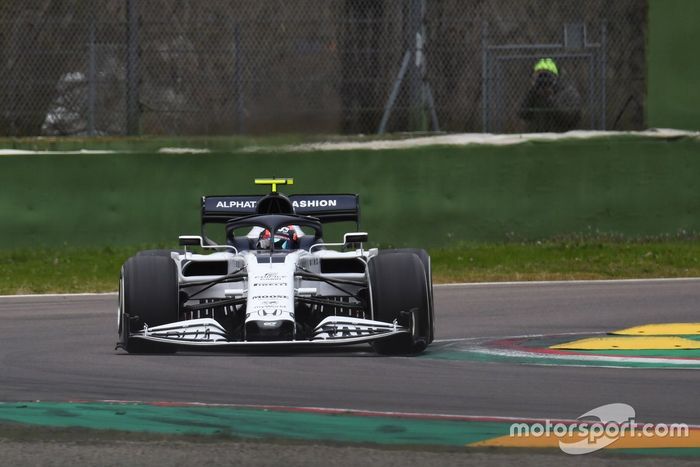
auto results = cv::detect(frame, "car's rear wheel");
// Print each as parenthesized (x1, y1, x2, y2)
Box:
(119, 255, 179, 354)
(369, 252, 431, 355)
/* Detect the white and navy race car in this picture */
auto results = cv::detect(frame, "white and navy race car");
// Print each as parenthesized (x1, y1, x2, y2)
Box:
(117, 178, 434, 355)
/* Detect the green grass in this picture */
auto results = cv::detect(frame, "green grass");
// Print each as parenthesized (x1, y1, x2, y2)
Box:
(0, 246, 135, 294)
(1, 240, 700, 294)
(432, 240, 700, 283)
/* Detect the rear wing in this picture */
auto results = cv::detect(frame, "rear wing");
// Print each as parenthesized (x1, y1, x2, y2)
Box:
(201, 194, 360, 225)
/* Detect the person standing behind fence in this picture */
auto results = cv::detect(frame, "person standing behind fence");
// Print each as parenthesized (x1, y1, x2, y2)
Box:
(518, 58, 581, 132)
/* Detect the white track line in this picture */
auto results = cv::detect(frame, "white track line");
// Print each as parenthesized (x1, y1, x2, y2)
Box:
(1, 277, 698, 299)
(71, 399, 699, 428)
(0, 149, 119, 155)
(470, 347, 700, 366)
(0, 292, 117, 299)
(269, 129, 700, 152)
(433, 331, 604, 343)
(435, 277, 700, 287)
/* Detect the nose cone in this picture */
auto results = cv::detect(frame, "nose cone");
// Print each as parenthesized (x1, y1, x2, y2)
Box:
(258, 320, 283, 329)
(245, 319, 294, 341)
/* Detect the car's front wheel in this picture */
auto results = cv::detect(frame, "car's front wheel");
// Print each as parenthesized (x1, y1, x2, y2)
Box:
(379, 248, 434, 344)
(368, 252, 431, 355)
(118, 255, 179, 353)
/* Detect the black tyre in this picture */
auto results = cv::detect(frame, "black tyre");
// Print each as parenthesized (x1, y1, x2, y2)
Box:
(369, 252, 431, 355)
(379, 249, 434, 344)
(118, 255, 179, 353)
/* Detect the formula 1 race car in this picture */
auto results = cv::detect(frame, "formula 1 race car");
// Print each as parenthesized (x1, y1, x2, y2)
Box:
(117, 178, 434, 355)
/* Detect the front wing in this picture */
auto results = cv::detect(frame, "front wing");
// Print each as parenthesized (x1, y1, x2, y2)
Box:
(129, 316, 410, 348)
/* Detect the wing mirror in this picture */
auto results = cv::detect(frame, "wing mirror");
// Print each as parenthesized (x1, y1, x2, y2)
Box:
(179, 235, 238, 253)
(308, 232, 369, 253)
(344, 232, 368, 245)
(179, 235, 203, 246)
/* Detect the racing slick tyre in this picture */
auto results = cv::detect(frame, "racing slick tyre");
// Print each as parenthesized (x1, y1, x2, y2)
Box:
(369, 252, 431, 355)
(118, 255, 179, 354)
(379, 248, 434, 344)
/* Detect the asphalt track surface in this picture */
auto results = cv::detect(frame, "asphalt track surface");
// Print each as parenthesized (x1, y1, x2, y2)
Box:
(0, 279, 699, 426)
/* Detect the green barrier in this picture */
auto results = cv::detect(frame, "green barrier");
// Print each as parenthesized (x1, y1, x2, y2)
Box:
(648, 0, 700, 130)
(1, 137, 699, 248)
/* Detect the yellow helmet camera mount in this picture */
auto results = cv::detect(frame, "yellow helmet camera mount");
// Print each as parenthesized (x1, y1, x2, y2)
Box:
(254, 177, 294, 194)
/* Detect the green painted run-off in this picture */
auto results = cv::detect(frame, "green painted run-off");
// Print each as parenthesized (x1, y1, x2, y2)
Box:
(0, 402, 503, 447)
(421, 344, 700, 369)
(0, 402, 697, 457)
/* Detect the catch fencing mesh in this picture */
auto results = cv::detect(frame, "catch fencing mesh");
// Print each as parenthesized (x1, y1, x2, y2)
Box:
(0, 0, 646, 136)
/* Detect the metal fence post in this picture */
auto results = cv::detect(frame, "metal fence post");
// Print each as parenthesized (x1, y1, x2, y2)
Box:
(406, 0, 424, 131)
(234, 23, 244, 134)
(379, 50, 411, 134)
(600, 21, 607, 130)
(481, 22, 489, 133)
(87, 6, 97, 136)
(125, 0, 140, 135)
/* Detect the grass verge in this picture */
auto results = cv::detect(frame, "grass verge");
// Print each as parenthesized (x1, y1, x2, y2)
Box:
(431, 240, 700, 283)
(1, 241, 699, 294)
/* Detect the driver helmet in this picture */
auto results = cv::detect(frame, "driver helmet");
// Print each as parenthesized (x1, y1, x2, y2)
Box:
(256, 226, 299, 250)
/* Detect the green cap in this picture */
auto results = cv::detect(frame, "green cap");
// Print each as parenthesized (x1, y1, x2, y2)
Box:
(533, 58, 558, 76)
